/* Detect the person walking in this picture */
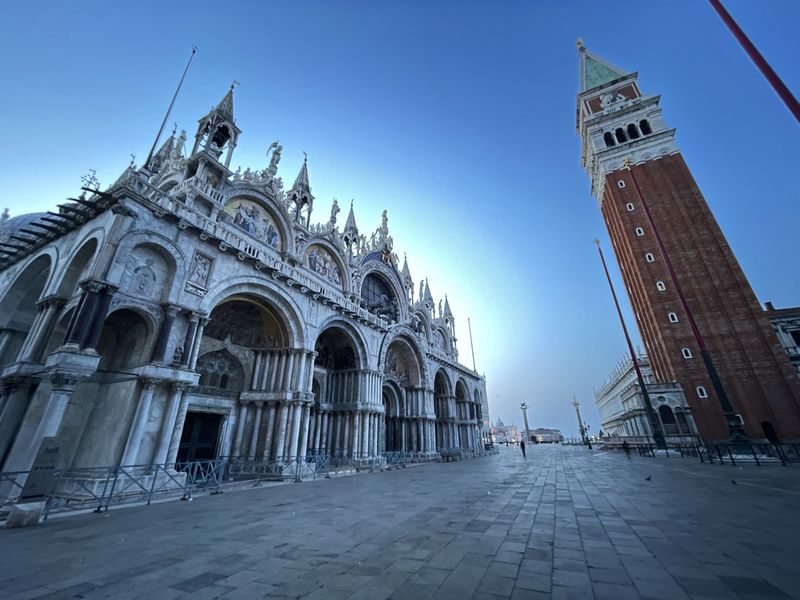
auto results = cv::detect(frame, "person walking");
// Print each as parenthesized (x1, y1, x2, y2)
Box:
(622, 440, 631, 460)
(520, 440, 526, 458)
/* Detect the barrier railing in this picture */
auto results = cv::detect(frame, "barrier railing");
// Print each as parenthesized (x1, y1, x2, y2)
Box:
(610, 440, 800, 466)
(1, 447, 499, 521)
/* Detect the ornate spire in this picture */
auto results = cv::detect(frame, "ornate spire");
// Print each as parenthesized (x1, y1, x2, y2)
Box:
(212, 83, 236, 122)
(578, 43, 628, 92)
(287, 154, 315, 225)
(401, 253, 411, 280)
(423, 279, 433, 304)
(443, 295, 453, 318)
(343, 199, 359, 241)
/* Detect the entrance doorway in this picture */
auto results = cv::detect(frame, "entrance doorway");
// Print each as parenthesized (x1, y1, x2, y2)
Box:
(177, 412, 223, 462)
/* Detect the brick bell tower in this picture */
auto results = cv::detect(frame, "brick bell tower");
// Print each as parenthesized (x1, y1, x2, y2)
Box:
(576, 41, 800, 441)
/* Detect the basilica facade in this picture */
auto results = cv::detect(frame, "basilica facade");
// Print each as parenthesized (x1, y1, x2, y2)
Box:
(0, 87, 489, 481)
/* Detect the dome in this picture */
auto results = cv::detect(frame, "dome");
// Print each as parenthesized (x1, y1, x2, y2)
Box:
(0, 212, 47, 243)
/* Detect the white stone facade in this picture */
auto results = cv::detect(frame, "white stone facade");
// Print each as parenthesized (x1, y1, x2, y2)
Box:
(594, 353, 696, 439)
(766, 304, 800, 377)
(0, 87, 489, 483)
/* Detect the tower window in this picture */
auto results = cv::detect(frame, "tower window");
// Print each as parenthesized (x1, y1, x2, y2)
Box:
(682, 347, 693, 359)
(627, 124, 640, 139)
(640, 119, 652, 135)
(626, 202, 635, 211)
(668, 312, 679, 323)
(696, 386, 708, 398)
(645, 252, 655, 263)
(615, 128, 627, 144)
(656, 281, 666, 291)
(618, 180, 626, 189)
(603, 132, 616, 147)
(635, 227, 644, 236)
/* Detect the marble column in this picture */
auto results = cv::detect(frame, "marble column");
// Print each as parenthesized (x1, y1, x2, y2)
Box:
(0, 378, 35, 466)
(248, 402, 263, 459)
(179, 313, 199, 367)
(287, 403, 302, 459)
(342, 412, 351, 458)
(321, 412, 330, 454)
(188, 317, 208, 370)
(82, 284, 116, 351)
(298, 404, 311, 459)
(121, 378, 159, 466)
(262, 403, 277, 461)
(150, 304, 179, 363)
(231, 401, 248, 458)
(166, 389, 192, 465)
(352, 410, 361, 458)
(62, 281, 101, 347)
(153, 383, 186, 465)
(274, 402, 289, 461)
(20, 296, 64, 362)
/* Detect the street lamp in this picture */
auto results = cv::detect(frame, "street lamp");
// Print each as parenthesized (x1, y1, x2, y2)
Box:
(520, 402, 531, 443)
(571, 397, 591, 449)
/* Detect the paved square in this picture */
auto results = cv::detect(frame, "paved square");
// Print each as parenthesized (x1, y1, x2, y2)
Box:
(2, 446, 799, 599)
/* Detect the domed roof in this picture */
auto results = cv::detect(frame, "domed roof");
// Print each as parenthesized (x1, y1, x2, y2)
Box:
(0, 211, 47, 243)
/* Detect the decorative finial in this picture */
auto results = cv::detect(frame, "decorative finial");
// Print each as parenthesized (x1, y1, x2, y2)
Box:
(576, 38, 584, 49)
(594, 238, 600, 247)
(231, 79, 240, 91)
(303, 151, 308, 162)
(171, 123, 177, 136)
(350, 199, 354, 208)
(129, 154, 136, 169)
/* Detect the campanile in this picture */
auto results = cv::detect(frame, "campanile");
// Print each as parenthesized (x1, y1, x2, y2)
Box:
(576, 42, 800, 441)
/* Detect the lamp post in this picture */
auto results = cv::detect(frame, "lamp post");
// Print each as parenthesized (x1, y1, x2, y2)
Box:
(520, 402, 531, 443)
(572, 397, 591, 449)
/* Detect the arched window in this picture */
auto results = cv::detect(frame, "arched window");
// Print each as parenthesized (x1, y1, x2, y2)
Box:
(658, 405, 678, 435)
(615, 128, 627, 144)
(635, 227, 644, 236)
(668, 312, 679, 323)
(656, 281, 666, 291)
(640, 119, 652, 135)
(682, 347, 693, 359)
(603, 132, 616, 147)
(645, 252, 655, 263)
(627, 124, 640, 139)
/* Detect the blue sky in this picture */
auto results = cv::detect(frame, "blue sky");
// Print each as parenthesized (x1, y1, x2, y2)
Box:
(1, 1, 798, 436)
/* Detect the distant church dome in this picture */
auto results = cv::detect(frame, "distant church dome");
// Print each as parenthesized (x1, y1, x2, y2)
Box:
(0, 211, 47, 242)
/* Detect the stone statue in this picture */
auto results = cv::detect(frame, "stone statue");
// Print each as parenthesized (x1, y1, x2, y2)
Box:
(173, 345, 184, 364)
(329, 198, 340, 226)
(266, 141, 282, 178)
(419, 280, 424, 301)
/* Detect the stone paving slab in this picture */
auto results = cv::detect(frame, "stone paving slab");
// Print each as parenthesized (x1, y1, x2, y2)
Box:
(1, 446, 800, 599)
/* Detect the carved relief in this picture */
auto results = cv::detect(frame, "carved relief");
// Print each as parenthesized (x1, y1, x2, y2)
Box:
(306, 245, 342, 286)
(223, 198, 281, 250)
(120, 245, 171, 301)
(185, 251, 213, 297)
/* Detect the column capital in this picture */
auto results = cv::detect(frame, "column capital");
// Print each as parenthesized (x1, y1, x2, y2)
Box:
(139, 377, 162, 389)
(36, 295, 66, 311)
(48, 371, 88, 392)
(170, 381, 188, 393)
(162, 303, 181, 317)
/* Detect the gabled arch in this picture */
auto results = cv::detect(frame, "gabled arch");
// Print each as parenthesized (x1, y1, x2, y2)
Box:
(0, 253, 53, 330)
(222, 188, 295, 255)
(313, 317, 369, 370)
(108, 231, 186, 303)
(434, 368, 453, 397)
(301, 237, 350, 292)
(410, 308, 431, 342)
(359, 261, 408, 323)
(200, 276, 306, 348)
(52, 230, 103, 299)
(377, 325, 429, 387)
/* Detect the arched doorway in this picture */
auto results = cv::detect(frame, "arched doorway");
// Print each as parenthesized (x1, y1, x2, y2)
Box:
(455, 380, 471, 450)
(434, 370, 453, 451)
(658, 405, 678, 436)
(314, 325, 362, 458)
(383, 336, 427, 453)
(0, 254, 52, 365)
(382, 381, 404, 452)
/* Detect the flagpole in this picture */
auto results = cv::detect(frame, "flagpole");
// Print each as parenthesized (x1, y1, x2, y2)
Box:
(708, 0, 800, 123)
(595, 240, 665, 448)
(144, 46, 198, 171)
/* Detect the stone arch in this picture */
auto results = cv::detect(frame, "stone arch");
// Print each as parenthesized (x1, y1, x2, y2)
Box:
(359, 261, 408, 323)
(313, 318, 368, 371)
(432, 326, 452, 355)
(380, 333, 425, 388)
(382, 380, 405, 452)
(0, 253, 53, 364)
(222, 189, 294, 255)
(409, 308, 431, 342)
(200, 276, 307, 348)
(110, 231, 186, 303)
(204, 295, 291, 350)
(196, 348, 246, 393)
(377, 325, 429, 386)
(53, 232, 102, 299)
(302, 238, 350, 291)
(96, 307, 155, 371)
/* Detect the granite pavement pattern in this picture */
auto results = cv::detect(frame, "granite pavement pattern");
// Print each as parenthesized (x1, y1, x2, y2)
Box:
(2, 445, 799, 600)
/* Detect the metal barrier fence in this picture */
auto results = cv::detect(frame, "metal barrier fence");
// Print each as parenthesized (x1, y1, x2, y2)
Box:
(0, 448, 501, 521)
(605, 440, 800, 466)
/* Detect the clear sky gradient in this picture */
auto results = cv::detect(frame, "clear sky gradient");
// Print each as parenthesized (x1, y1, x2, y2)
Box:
(1, 1, 798, 437)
